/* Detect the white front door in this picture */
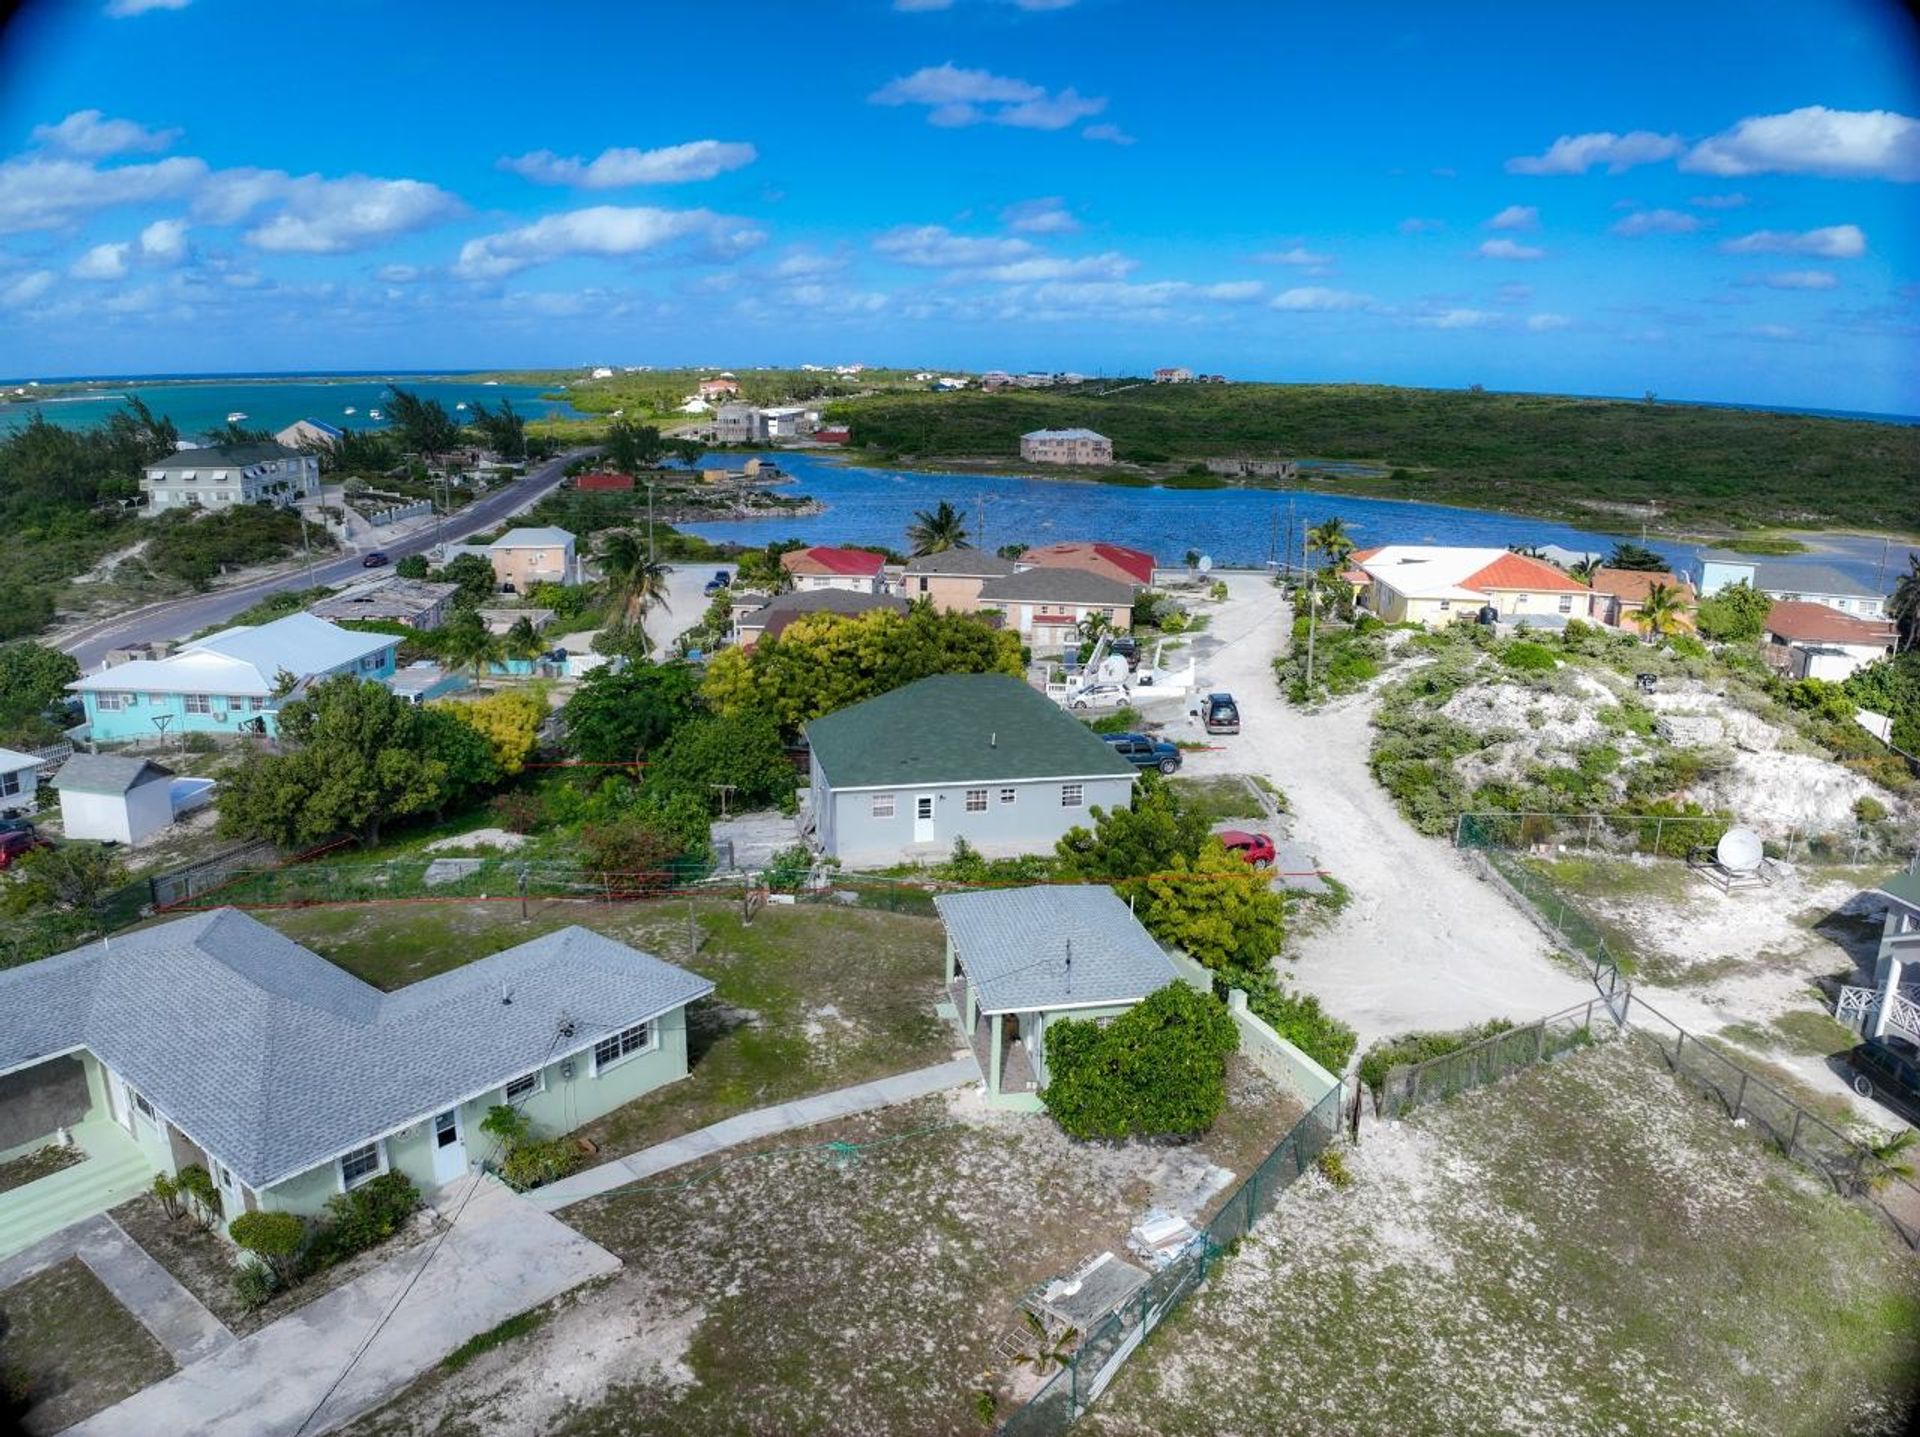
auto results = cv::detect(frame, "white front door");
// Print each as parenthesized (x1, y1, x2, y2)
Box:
(430, 1109, 466, 1184)
(913, 794, 935, 844)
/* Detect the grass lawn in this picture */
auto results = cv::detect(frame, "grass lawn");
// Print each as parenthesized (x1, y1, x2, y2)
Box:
(1166, 774, 1267, 824)
(1084, 1039, 1920, 1437)
(0, 1144, 83, 1197)
(258, 897, 960, 1163)
(345, 1059, 1301, 1437)
(0, 1257, 175, 1434)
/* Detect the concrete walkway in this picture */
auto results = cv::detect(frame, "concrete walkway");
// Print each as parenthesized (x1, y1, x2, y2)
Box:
(0, 1214, 233, 1367)
(527, 1057, 982, 1212)
(70, 1177, 620, 1437)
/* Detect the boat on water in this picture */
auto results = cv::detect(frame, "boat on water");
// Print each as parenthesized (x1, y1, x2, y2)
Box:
(344, 406, 357, 415)
(369, 409, 383, 420)
(226, 411, 248, 423)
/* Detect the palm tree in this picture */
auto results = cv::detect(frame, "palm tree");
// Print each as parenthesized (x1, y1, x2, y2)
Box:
(1888, 554, 1920, 652)
(500, 615, 546, 665)
(1009, 1312, 1078, 1376)
(438, 608, 501, 680)
(1634, 581, 1690, 646)
(598, 530, 671, 627)
(906, 500, 970, 556)
(1306, 516, 1355, 572)
(1569, 558, 1601, 584)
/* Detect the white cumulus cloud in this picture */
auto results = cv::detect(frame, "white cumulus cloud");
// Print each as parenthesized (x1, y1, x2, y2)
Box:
(242, 175, 464, 254)
(978, 252, 1134, 282)
(1610, 208, 1702, 237)
(1002, 197, 1080, 234)
(30, 110, 179, 159)
(1526, 313, 1572, 331)
(1478, 238, 1545, 261)
(1081, 123, 1134, 145)
(139, 217, 188, 263)
(1683, 106, 1919, 181)
(1720, 224, 1866, 258)
(1689, 192, 1749, 209)
(1506, 130, 1682, 175)
(1200, 280, 1263, 301)
(870, 64, 1107, 131)
(873, 224, 1036, 267)
(70, 242, 130, 280)
(454, 205, 763, 280)
(1417, 308, 1498, 329)
(498, 140, 757, 188)
(1271, 286, 1372, 311)
(0, 270, 55, 307)
(0, 154, 205, 234)
(1255, 245, 1334, 267)
(1486, 204, 1538, 230)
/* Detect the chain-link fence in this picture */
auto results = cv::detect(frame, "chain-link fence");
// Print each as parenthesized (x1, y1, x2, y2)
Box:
(1375, 1000, 1616, 1119)
(1621, 993, 1920, 1251)
(1455, 810, 1902, 864)
(997, 1081, 1345, 1436)
(1468, 848, 1633, 1004)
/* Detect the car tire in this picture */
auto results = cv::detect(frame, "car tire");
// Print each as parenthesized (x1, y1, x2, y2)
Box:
(1253, 857, 1271, 870)
(1853, 1074, 1874, 1098)
(1159, 758, 1179, 774)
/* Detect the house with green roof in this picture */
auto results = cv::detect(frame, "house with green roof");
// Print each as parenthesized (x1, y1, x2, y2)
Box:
(803, 673, 1136, 867)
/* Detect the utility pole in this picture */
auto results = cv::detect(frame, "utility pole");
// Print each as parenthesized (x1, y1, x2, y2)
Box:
(1305, 584, 1319, 688)
(299, 505, 314, 584)
(646, 480, 656, 564)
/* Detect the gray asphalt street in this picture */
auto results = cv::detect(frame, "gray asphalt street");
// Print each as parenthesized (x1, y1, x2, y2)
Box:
(59, 449, 592, 671)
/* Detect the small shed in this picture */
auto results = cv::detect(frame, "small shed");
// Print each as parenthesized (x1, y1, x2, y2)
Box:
(53, 755, 176, 844)
(0, 746, 41, 817)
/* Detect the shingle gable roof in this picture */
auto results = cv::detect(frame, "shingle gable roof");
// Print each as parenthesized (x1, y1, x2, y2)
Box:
(935, 885, 1180, 1012)
(902, 549, 1019, 578)
(977, 568, 1136, 605)
(52, 755, 173, 795)
(146, 443, 301, 470)
(0, 910, 713, 1190)
(805, 674, 1135, 789)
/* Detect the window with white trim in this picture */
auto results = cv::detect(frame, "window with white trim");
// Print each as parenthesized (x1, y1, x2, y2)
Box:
(184, 694, 212, 715)
(999, 788, 1017, 805)
(1061, 783, 1084, 807)
(1438, 599, 1452, 612)
(504, 1070, 544, 1104)
(95, 691, 128, 712)
(593, 1021, 655, 1073)
(965, 789, 987, 812)
(339, 1142, 382, 1190)
(0, 771, 18, 798)
(132, 1090, 155, 1120)
(871, 793, 895, 819)
(1558, 594, 1574, 614)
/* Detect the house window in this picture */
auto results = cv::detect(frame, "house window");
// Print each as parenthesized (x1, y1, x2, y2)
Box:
(1558, 595, 1574, 614)
(871, 793, 895, 819)
(1438, 600, 1452, 612)
(504, 1070, 544, 1104)
(249, 697, 268, 711)
(132, 1090, 155, 1120)
(148, 694, 167, 706)
(918, 577, 929, 593)
(95, 692, 128, 711)
(184, 694, 212, 715)
(1514, 593, 1530, 607)
(339, 1142, 383, 1190)
(1061, 783, 1084, 808)
(593, 1020, 655, 1074)
(215, 1163, 236, 1193)
(361, 655, 381, 671)
(0, 771, 17, 797)
(965, 789, 987, 812)
(999, 788, 1017, 805)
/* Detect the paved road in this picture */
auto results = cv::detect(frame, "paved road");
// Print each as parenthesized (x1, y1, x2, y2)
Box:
(58, 448, 593, 672)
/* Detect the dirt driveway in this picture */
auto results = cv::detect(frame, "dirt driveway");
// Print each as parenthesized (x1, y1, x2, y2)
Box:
(1160, 574, 1590, 1052)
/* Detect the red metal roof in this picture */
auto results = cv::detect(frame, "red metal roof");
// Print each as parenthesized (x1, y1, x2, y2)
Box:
(1463, 552, 1591, 593)
(783, 545, 886, 576)
(1022, 541, 1156, 587)
(573, 471, 634, 491)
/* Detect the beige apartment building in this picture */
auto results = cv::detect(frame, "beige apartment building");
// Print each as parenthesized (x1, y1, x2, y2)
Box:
(487, 527, 578, 591)
(1019, 428, 1113, 466)
(900, 549, 1021, 611)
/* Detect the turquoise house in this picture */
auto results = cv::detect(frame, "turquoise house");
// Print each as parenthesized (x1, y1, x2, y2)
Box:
(0, 909, 713, 1257)
(68, 612, 398, 742)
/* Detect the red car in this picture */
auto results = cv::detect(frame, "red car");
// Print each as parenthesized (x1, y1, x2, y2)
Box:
(0, 828, 47, 870)
(1219, 829, 1276, 869)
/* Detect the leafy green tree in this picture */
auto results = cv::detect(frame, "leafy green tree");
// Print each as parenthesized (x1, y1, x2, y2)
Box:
(394, 553, 430, 579)
(466, 398, 527, 459)
(1886, 554, 1919, 652)
(0, 587, 53, 642)
(906, 500, 969, 556)
(1137, 840, 1288, 987)
(218, 675, 453, 847)
(563, 663, 702, 762)
(385, 387, 461, 460)
(1604, 541, 1668, 572)
(648, 711, 796, 812)
(1843, 652, 1920, 752)
(702, 606, 1023, 733)
(1694, 580, 1772, 643)
(1054, 773, 1211, 886)
(1041, 983, 1238, 1139)
(416, 702, 505, 797)
(0, 641, 79, 733)
(17, 843, 123, 913)
(437, 607, 500, 680)
(229, 1210, 306, 1285)
(601, 420, 665, 473)
(437, 553, 497, 608)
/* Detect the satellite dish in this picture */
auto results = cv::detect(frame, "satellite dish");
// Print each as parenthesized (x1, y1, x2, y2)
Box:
(1197, 555, 1213, 574)
(1716, 827, 1764, 874)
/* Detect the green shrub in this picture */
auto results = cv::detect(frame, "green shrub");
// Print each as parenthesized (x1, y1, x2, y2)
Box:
(1357, 1020, 1516, 1096)
(231, 1261, 281, 1312)
(764, 843, 814, 892)
(309, 1172, 419, 1268)
(501, 1139, 579, 1191)
(1245, 981, 1358, 1072)
(1041, 984, 1238, 1140)
(1855, 795, 1889, 824)
(1500, 640, 1557, 673)
(1315, 1147, 1353, 1188)
(442, 1309, 548, 1373)
(1666, 634, 1708, 660)
(228, 1210, 306, 1285)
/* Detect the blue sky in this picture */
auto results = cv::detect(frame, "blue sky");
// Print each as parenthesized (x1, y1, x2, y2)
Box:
(0, 0, 1915, 412)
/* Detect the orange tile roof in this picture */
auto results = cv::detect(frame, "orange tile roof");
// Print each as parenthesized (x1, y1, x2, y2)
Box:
(1464, 552, 1592, 593)
(1588, 567, 1694, 605)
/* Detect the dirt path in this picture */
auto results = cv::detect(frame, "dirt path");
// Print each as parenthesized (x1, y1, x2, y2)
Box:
(1167, 574, 1590, 1051)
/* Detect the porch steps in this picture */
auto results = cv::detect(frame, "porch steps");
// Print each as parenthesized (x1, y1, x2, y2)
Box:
(0, 1144, 154, 1262)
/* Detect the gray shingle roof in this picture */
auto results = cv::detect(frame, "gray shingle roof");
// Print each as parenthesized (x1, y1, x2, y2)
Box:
(0, 909, 713, 1190)
(935, 885, 1180, 1012)
(977, 568, 1136, 605)
(739, 589, 909, 640)
(805, 674, 1136, 789)
(902, 549, 1020, 578)
(53, 755, 173, 795)
(1701, 554, 1882, 600)
(1022, 428, 1108, 442)
(146, 443, 301, 470)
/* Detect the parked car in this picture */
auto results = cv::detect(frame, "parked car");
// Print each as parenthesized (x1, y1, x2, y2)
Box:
(704, 570, 732, 596)
(1067, 682, 1130, 711)
(1107, 636, 1140, 670)
(1849, 1035, 1920, 1118)
(0, 828, 47, 870)
(0, 816, 35, 838)
(1218, 829, 1276, 869)
(362, 551, 390, 568)
(1200, 692, 1240, 734)
(1103, 732, 1182, 775)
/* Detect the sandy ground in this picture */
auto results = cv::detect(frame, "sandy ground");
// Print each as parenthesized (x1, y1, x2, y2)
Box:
(1162, 575, 1590, 1052)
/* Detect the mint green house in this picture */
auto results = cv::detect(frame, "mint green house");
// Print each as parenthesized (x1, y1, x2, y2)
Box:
(936, 885, 1189, 1112)
(0, 909, 711, 1259)
(68, 612, 399, 743)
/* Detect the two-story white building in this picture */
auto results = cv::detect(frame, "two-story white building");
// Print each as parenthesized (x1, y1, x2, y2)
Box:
(1019, 428, 1113, 467)
(141, 443, 320, 513)
(1698, 555, 1887, 620)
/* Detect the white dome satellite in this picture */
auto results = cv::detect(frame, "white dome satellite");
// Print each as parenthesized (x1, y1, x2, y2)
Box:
(1197, 554, 1213, 574)
(1715, 827, 1764, 874)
